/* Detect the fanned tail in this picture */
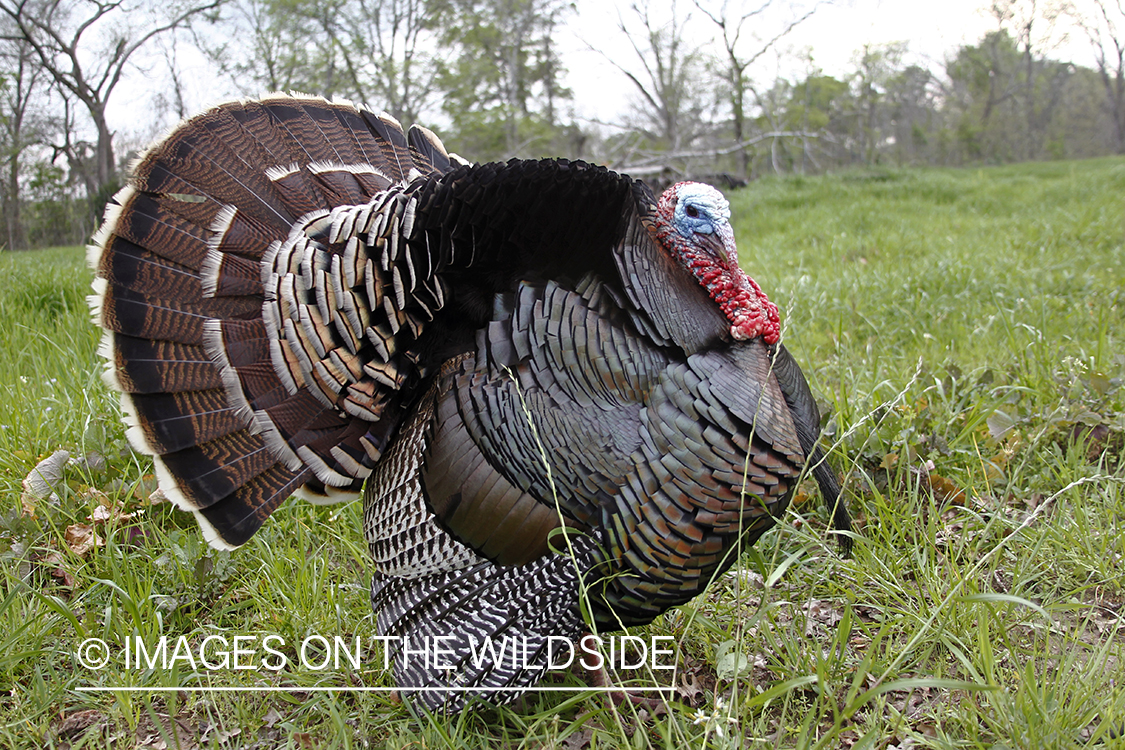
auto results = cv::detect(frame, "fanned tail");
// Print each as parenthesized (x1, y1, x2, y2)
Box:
(89, 95, 459, 548)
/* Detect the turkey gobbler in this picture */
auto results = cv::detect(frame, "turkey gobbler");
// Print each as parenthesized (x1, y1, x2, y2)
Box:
(89, 95, 852, 712)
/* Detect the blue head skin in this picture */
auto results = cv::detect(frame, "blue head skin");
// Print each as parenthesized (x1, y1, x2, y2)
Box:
(672, 183, 730, 233)
(667, 182, 737, 264)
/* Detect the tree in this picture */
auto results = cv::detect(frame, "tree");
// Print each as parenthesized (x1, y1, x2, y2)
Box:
(1070, 0, 1125, 153)
(436, 0, 573, 160)
(758, 70, 849, 173)
(884, 64, 937, 165)
(0, 27, 48, 248)
(611, 0, 713, 157)
(350, 0, 440, 124)
(994, 0, 1072, 159)
(692, 0, 822, 175)
(946, 23, 1074, 163)
(0, 0, 223, 202)
(851, 42, 907, 164)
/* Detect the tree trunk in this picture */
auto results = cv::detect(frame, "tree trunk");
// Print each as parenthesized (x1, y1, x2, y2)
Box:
(93, 104, 115, 191)
(5, 150, 23, 250)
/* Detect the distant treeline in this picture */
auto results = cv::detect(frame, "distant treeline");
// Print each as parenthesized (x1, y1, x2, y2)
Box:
(1, 0, 1123, 249)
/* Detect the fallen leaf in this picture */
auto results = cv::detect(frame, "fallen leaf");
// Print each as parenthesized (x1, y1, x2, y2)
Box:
(135, 713, 197, 750)
(54, 708, 105, 738)
(561, 727, 593, 750)
(22, 449, 70, 499)
(805, 599, 844, 626)
(87, 497, 140, 525)
(20, 493, 37, 518)
(677, 672, 704, 705)
(65, 523, 104, 557)
(206, 726, 241, 745)
(925, 473, 966, 505)
(41, 551, 78, 589)
(69, 452, 106, 472)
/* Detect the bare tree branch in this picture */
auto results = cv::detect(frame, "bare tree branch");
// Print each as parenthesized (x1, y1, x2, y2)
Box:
(0, 0, 222, 197)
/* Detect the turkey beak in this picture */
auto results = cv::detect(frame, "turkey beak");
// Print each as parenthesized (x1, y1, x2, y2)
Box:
(699, 223, 737, 265)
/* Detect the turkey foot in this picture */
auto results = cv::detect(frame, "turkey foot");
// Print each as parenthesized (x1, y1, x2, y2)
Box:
(578, 634, 669, 717)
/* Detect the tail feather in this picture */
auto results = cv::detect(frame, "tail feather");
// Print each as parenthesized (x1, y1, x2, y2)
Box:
(223, 101, 313, 170)
(141, 141, 298, 230)
(108, 193, 211, 271)
(361, 110, 411, 178)
(99, 284, 260, 342)
(321, 106, 383, 165)
(99, 242, 203, 300)
(126, 390, 244, 454)
(108, 337, 224, 394)
(408, 125, 464, 174)
(201, 249, 265, 298)
(307, 166, 375, 206)
(159, 434, 277, 502)
(92, 95, 453, 549)
(193, 465, 313, 549)
(207, 205, 277, 260)
(257, 98, 359, 166)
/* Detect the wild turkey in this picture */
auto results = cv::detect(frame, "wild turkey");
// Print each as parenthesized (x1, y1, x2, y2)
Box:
(89, 94, 852, 712)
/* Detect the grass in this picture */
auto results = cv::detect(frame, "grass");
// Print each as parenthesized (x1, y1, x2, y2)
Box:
(1, 156, 1123, 748)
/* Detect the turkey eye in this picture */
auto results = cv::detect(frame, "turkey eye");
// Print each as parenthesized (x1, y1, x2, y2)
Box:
(685, 205, 699, 218)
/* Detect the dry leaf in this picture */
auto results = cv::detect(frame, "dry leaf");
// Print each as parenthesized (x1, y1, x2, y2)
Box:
(925, 472, 966, 505)
(23, 449, 70, 499)
(20, 493, 37, 518)
(65, 523, 104, 557)
(805, 599, 844, 626)
(676, 672, 704, 705)
(987, 410, 1015, 439)
(69, 452, 107, 472)
(561, 727, 594, 750)
(55, 708, 106, 738)
(87, 497, 140, 525)
(41, 551, 79, 589)
(135, 714, 197, 750)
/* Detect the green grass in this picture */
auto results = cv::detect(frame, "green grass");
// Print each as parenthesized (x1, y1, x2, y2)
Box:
(2, 157, 1124, 748)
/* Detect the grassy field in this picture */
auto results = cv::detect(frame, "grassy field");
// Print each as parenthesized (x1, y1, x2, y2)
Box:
(1, 156, 1123, 749)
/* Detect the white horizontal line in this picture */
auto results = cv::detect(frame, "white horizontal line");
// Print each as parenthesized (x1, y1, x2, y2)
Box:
(76, 686, 677, 693)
